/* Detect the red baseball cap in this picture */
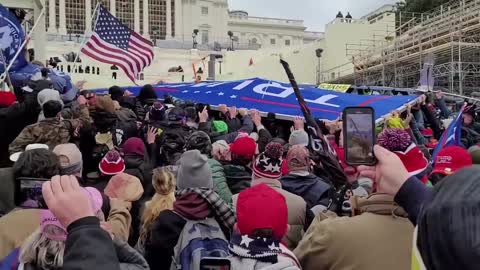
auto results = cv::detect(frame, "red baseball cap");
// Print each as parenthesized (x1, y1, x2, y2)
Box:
(432, 146, 473, 175)
(230, 136, 256, 160)
(236, 184, 288, 239)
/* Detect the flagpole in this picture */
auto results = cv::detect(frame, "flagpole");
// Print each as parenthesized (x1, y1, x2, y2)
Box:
(72, 2, 102, 69)
(0, 7, 46, 86)
(0, 50, 14, 91)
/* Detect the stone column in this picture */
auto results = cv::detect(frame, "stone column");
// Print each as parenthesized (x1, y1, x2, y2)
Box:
(34, 1, 47, 62)
(134, 0, 140, 32)
(143, 0, 150, 38)
(174, 0, 182, 40)
(85, 0, 92, 32)
(110, 0, 116, 16)
(58, 0, 67, 35)
(47, 0, 56, 33)
(166, 0, 172, 39)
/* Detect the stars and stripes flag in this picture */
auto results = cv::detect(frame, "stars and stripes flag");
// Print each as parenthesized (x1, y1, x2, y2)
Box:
(81, 5, 154, 83)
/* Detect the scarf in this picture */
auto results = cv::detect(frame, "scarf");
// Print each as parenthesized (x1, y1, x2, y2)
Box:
(229, 230, 281, 264)
(175, 188, 236, 231)
(173, 193, 210, 220)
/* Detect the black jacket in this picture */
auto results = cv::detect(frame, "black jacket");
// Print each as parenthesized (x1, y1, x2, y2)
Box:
(144, 210, 186, 270)
(0, 93, 40, 167)
(281, 173, 333, 209)
(223, 164, 252, 195)
(64, 217, 120, 270)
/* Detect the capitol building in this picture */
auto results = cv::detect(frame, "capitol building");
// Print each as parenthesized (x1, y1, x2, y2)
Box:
(44, 0, 322, 49)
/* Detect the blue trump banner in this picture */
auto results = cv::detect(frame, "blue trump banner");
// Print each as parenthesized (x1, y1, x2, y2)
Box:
(93, 78, 417, 121)
(431, 106, 465, 162)
(0, 4, 27, 73)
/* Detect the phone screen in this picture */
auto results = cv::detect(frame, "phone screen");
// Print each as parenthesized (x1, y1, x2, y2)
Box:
(200, 258, 231, 270)
(343, 107, 376, 166)
(15, 178, 49, 208)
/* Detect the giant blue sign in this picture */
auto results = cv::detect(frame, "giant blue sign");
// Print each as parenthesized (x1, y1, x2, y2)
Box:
(93, 78, 418, 121)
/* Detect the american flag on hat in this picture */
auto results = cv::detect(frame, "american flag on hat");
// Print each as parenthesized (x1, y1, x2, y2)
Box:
(81, 5, 154, 83)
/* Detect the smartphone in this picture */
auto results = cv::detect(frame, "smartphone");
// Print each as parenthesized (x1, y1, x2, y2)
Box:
(15, 177, 49, 208)
(343, 107, 376, 166)
(200, 257, 231, 270)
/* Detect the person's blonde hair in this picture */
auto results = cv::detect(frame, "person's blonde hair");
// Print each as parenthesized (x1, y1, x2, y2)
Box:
(19, 229, 65, 269)
(139, 168, 176, 244)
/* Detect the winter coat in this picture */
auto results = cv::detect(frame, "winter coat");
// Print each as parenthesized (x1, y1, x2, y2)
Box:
(229, 244, 301, 270)
(232, 178, 307, 250)
(0, 93, 40, 167)
(0, 209, 41, 259)
(9, 104, 89, 155)
(208, 159, 233, 205)
(294, 194, 414, 270)
(281, 172, 332, 209)
(13, 239, 148, 270)
(143, 210, 187, 270)
(115, 107, 139, 140)
(223, 164, 252, 195)
(63, 217, 121, 270)
(0, 167, 15, 215)
(114, 240, 150, 270)
(9, 118, 75, 155)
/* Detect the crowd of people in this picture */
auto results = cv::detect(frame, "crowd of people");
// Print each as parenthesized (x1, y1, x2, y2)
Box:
(0, 78, 480, 270)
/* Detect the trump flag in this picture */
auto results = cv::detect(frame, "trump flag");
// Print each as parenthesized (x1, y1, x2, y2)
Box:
(431, 106, 465, 162)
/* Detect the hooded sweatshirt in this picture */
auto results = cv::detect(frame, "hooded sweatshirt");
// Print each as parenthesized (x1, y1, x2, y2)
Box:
(281, 172, 332, 209)
(37, 89, 64, 121)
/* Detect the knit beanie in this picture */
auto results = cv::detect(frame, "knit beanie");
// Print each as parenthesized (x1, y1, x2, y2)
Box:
(237, 183, 288, 239)
(37, 89, 64, 107)
(104, 173, 144, 202)
(95, 95, 116, 114)
(122, 137, 145, 157)
(253, 142, 283, 179)
(53, 143, 83, 175)
(377, 128, 412, 152)
(185, 131, 212, 156)
(152, 167, 176, 195)
(289, 130, 309, 147)
(109, 86, 125, 101)
(177, 150, 213, 189)
(0, 91, 16, 107)
(230, 136, 256, 161)
(212, 121, 228, 135)
(468, 145, 480, 165)
(286, 145, 310, 172)
(99, 150, 125, 175)
(149, 101, 166, 121)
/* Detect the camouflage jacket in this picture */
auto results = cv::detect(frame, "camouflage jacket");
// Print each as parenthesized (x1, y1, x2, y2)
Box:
(9, 116, 84, 155)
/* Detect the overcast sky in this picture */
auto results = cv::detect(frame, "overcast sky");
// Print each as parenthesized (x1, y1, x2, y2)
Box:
(228, 0, 399, 32)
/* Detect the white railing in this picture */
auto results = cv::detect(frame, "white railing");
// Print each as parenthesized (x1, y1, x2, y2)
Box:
(229, 16, 304, 26)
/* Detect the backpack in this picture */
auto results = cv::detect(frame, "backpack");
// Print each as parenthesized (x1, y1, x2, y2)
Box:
(170, 217, 229, 270)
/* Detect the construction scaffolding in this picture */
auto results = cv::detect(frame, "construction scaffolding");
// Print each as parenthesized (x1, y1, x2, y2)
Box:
(326, 0, 480, 95)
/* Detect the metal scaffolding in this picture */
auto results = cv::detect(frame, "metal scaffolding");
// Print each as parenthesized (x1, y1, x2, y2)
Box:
(326, 0, 480, 95)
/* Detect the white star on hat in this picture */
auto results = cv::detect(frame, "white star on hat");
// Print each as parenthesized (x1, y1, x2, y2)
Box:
(218, 92, 224, 96)
(206, 91, 212, 94)
(230, 95, 237, 98)
(240, 235, 254, 248)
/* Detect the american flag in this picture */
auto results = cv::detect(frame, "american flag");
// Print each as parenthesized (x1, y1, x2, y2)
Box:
(81, 5, 154, 83)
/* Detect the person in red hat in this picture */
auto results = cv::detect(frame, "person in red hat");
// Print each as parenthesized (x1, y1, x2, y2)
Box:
(229, 184, 301, 269)
(429, 145, 473, 185)
(223, 136, 257, 194)
(233, 142, 309, 250)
